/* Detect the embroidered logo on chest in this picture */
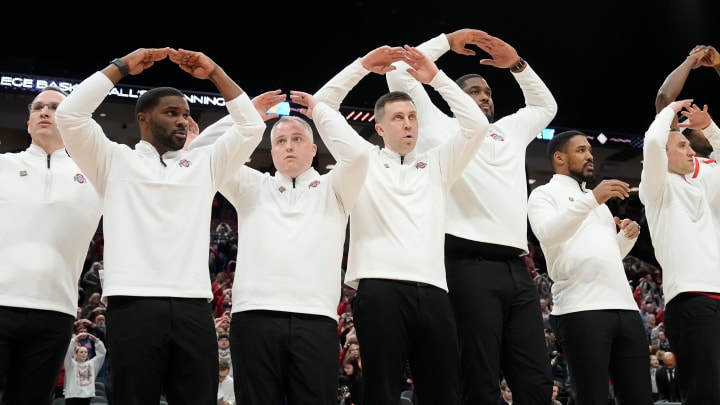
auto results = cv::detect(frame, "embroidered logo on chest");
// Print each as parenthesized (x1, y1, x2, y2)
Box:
(415, 162, 427, 170)
(178, 159, 191, 168)
(74, 173, 87, 184)
(308, 180, 320, 188)
(489, 133, 505, 141)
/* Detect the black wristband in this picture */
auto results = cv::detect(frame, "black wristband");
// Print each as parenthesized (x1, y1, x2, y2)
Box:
(110, 58, 129, 78)
(509, 57, 527, 73)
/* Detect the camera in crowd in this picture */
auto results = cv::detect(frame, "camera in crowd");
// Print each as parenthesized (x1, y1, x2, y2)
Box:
(337, 382, 350, 400)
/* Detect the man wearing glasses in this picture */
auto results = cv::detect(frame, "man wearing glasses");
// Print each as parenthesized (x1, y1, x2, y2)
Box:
(0, 86, 102, 404)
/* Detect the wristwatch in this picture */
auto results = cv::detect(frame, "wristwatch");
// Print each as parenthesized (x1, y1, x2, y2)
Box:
(509, 57, 527, 73)
(110, 58, 129, 78)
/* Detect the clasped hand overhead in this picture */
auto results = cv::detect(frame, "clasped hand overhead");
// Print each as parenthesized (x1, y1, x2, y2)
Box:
(115, 47, 220, 79)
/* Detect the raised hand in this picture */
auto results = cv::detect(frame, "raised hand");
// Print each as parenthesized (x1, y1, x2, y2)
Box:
(183, 116, 200, 151)
(360, 45, 407, 74)
(689, 45, 720, 68)
(702, 46, 720, 67)
(591, 179, 630, 204)
(614, 216, 641, 239)
(252, 89, 288, 121)
(473, 34, 520, 69)
(678, 103, 711, 130)
(169, 48, 217, 79)
(124, 48, 171, 76)
(668, 99, 694, 114)
(288, 90, 317, 119)
(447, 28, 488, 56)
(402, 45, 439, 84)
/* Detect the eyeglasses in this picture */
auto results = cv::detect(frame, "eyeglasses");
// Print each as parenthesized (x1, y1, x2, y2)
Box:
(28, 102, 60, 113)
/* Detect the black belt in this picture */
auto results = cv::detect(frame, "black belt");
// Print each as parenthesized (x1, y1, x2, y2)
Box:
(445, 234, 524, 260)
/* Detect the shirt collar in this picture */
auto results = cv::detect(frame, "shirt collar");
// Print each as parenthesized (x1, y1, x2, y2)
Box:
(551, 173, 588, 193)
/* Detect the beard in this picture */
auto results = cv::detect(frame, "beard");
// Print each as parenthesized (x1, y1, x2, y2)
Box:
(569, 163, 595, 184)
(483, 109, 495, 123)
(150, 121, 185, 152)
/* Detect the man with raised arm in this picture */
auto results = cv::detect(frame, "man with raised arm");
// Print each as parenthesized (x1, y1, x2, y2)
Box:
(385, 29, 557, 405)
(315, 44, 488, 405)
(55, 47, 265, 405)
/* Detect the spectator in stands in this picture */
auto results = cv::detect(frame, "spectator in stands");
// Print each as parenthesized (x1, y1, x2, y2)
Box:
(650, 354, 661, 402)
(656, 352, 680, 402)
(642, 313, 658, 345)
(0, 86, 103, 405)
(209, 242, 228, 277)
(215, 222, 233, 239)
(211, 272, 229, 310)
(217, 334, 232, 377)
(90, 313, 106, 339)
(73, 323, 96, 360)
(340, 355, 364, 405)
(81, 261, 103, 300)
(539, 298, 551, 326)
(215, 311, 231, 337)
(63, 331, 107, 404)
(216, 289, 232, 318)
(338, 313, 356, 348)
(190, 85, 370, 404)
(89, 313, 109, 379)
(55, 47, 266, 404)
(536, 276, 553, 302)
(544, 327, 558, 357)
(217, 359, 235, 405)
(639, 300, 657, 326)
(549, 350, 568, 390)
(80, 292, 104, 320)
(653, 330, 672, 352)
(337, 294, 353, 319)
(498, 379, 513, 405)
(339, 335, 359, 367)
(551, 380, 563, 405)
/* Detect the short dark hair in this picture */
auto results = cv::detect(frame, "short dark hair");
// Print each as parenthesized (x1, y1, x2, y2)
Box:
(135, 87, 185, 116)
(546, 130, 587, 166)
(219, 359, 231, 371)
(455, 73, 485, 90)
(374, 91, 414, 123)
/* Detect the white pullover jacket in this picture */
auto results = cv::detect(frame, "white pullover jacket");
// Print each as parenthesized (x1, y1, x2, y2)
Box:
(0, 144, 101, 316)
(56, 72, 265, 302)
